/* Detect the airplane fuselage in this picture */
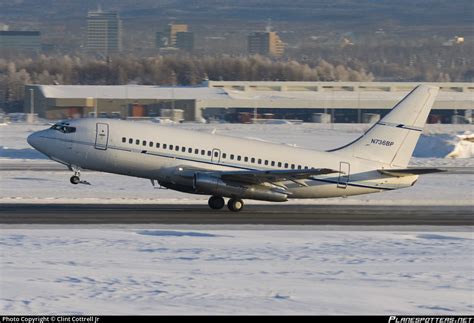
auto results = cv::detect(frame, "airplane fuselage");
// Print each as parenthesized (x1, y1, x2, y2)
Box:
(28, 118, 417, 200)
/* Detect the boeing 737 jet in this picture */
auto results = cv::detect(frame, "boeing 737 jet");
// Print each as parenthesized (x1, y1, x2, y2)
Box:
(27, 85, 470, 211)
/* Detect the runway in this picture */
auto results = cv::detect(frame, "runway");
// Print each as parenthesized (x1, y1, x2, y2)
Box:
(0, 204, 472, 225)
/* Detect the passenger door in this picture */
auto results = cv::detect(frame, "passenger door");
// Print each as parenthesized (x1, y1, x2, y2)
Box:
(95, 122, 109, 150)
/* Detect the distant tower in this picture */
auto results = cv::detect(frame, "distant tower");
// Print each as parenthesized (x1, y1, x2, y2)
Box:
(86, 8, 122, 54)
(166, 23, 188, 47)
(156, 23, 194, 52)
(248, 23, 284, 57)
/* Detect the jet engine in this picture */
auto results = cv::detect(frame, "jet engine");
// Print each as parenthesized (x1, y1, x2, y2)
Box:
(193, 172, 288, 202)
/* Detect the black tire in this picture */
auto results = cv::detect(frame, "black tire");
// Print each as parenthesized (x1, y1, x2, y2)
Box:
(227, 198, 244, 212)
(208, 196, 225, 210)
(70, 175, 80, 185)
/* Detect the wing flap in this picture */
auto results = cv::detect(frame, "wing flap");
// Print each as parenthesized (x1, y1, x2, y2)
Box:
(220, 168, 339, 184)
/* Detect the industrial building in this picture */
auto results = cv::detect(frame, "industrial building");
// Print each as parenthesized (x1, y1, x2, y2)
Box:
(0, 30, 41, 51)
(86, 9, 122, 54)
(25, 81, 473, 123)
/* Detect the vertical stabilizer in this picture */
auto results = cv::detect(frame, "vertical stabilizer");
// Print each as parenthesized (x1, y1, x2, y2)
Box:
(329, 85, 439, 167)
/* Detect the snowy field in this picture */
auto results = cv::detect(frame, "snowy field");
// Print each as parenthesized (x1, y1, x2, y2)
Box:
(1, 121, 473, 314)
(1, 227, 473, 315)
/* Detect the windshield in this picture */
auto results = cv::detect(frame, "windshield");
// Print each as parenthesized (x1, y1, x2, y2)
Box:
(50, 123, 76, 134)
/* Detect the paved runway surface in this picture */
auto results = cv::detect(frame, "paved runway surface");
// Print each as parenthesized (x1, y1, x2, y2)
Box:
(0, 204, 472, 225)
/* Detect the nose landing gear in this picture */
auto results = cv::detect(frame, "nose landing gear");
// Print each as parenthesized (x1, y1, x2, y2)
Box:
(69, 167, 90, 185)
(70, 175, 81, 185)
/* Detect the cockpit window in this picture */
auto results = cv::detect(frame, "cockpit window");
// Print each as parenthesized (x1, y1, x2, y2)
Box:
(50, 124, 76, 133)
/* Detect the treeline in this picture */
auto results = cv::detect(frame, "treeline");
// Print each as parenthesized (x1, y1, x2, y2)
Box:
(0, 55, 374, 110)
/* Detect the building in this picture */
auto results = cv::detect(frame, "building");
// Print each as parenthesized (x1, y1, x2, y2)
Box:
(86, 9, 122, 54)
(166, 23, 188, 47)
(248, 31, 284, 56)
(175, 31, 194, 52)
(156, 23, 194, 51)
(155, 31, 167, 48)
(0, 30, 41, 51)
(25, 82, 473, 123)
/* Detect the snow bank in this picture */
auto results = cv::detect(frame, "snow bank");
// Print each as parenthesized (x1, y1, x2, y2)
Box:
(414, 132, 474, 159)
(1, 228, 472, 315)
(446, 133, 474, 159)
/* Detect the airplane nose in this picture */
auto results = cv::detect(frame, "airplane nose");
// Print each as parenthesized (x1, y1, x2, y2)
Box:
(27, 132, 40, 150)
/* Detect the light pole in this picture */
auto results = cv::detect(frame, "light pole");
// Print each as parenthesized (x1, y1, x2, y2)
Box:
(28, 88, 35, 123)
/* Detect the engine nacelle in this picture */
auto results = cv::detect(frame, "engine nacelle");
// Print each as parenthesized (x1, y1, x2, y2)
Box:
(193, 173, 288, 202)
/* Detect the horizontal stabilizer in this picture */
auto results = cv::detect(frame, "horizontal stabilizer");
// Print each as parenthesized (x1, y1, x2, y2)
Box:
(379, 167, 474, 177)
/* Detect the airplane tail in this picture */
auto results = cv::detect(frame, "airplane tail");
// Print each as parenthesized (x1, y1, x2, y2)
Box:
(328, 85, 439, 167)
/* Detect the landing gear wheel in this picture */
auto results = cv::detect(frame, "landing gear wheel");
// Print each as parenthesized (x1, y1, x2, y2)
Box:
(70, 175, 80, 185)
(208, 196, 225, 210)
(227, 198, 244, 212)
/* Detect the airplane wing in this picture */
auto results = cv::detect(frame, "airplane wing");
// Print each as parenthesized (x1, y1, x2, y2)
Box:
(169, 165, 338, 185)
(378, 167, 474, 177)
(219, 168, 339, 185)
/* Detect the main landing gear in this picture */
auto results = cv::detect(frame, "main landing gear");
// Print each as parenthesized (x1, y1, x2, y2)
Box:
(208, 196, 244, 212)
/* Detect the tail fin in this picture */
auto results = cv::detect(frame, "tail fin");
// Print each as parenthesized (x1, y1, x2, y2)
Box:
(328, 85, 439, 167)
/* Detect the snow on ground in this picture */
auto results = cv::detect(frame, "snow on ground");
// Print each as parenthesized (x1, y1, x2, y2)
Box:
(1, 227, 473, 315)
(0, 121, 472, 205)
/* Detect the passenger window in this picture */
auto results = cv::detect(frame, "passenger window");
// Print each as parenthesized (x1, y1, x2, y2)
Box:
(264, 160, 268, 165)
(284, 163, 289, 168)
(304, 166, 309, 170)
(149, 142, 153, 147)
(169, 145, 173, 150)
(122, 137, 126, 143)
(129, 138, 133, 144)
(297, 165, 302, 170)
(194, 148, 199, 154)
(207, 151, 211, 156)
(291, 164, 295, 169)
(156, 143, 160, 148)
(182, 147, 186, 152)
(142, 140, 147, 146)
(201, 150, 205, 155)
(222, 153, 227, 159)
(244, 157, 248, 162)
(230, 154, 234, 160)
(136, 139, 140, 145)
(251, 158, 255, 163)
(278, 162, 282, 167)
(163, 144, 167, 149)
(237, 156, 241, 161)
(188, 148, 192, 153)
(175, 146, 179, 151)
(258, 159, 262, 164)
(271, 161, 275, 166)
(214, 151, 218, 157)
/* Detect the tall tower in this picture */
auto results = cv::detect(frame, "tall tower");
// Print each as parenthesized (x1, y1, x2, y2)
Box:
(87, 9, 122, 54)
(166, 23, 188, 47)
(248, 31, 284, 56)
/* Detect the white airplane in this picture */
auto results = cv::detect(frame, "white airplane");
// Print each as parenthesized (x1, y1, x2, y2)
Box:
(27, 85, 469, 212)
